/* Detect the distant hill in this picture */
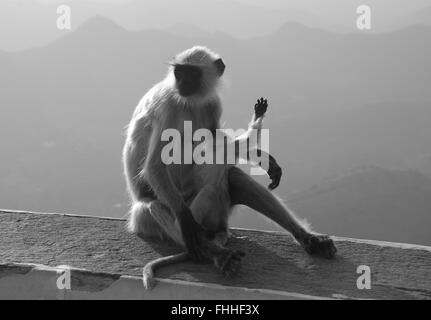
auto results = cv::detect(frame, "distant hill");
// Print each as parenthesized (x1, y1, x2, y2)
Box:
(268, 102, 431, 193)
(388, 6, 431, 31)
(0, 18, 430, 245)
(289, 167, 431, 245)
(233, 167, 431, 246)
(2, 0, 431, 51)
(405, 155, 431, 175)
(0, 0, 90, 51)
(162, 23, 211, 39)
(0, 0, 340, 52)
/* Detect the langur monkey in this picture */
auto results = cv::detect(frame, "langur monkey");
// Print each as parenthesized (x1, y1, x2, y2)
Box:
(123, 46, 337, 289)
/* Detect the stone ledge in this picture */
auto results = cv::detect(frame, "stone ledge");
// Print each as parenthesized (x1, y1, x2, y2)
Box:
(1, 209, 430, 300)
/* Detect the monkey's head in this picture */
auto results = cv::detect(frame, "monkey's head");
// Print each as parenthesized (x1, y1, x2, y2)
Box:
(170, 46, 225, 98)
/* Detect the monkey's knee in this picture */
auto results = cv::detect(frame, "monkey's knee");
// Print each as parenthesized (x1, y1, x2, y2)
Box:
(191, 185, 218, 220)
(128, 201, 167, 239)
(127, 202, 151, 235)
(147, 200, 185, 245)
(198, 184, 218, 200)
(192, 184, 229, 236)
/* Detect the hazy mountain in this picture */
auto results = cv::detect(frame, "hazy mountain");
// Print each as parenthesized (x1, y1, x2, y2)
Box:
(0, 17, 430, 244)
(162, 23, 211, 39)
(406, 155, 431, 175)
(268, 102, 431, 193)
(0, 0, 343, 52)
(388, 6, 431, 30)
(240, 0, 431, 31)
(0, 0, 94, 51)
(233, 167, 431, 246)
(3, 0, 431, 51)
(108, 0, 321, 36)
(288, 167, 431, 246)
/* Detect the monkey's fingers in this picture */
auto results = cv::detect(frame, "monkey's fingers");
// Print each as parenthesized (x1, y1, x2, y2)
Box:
(303, 234, 337, 259)
(260, 97, 268, 108)
(268, 181, 279, 190)
(236, 250, 246, 257)
(267, 159, 282, 190)
(268, 170, 282, 190)
(254, 97, 268, 119)
(222, 251, 244, 277)
(254, 102, 268, 117)
(214, 248, 244, 277)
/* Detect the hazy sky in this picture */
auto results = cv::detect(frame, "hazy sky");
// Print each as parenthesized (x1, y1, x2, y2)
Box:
(1, 0, 430, 51)
(32, 0, 431, 31)
(34, 0, 431, 19)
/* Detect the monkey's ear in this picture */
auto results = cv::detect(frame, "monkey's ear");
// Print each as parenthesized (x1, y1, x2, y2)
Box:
(214, 58, 225, 77)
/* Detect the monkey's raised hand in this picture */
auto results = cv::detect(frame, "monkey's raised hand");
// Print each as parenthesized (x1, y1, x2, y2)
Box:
(254, 97, 268, 119)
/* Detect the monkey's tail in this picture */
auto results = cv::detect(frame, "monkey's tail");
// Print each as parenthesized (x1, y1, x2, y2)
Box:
(143, 252, 189, 290)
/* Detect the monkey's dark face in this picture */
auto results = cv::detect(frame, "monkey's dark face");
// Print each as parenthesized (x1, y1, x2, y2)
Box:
(174, 64, 203, 97)
(174, 58, 225, 97)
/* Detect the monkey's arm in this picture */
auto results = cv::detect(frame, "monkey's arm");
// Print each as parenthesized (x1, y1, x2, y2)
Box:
(235, 98, 283, 189)
(232, 98, 265, 160)
(141, 124, 206, 260)
(233, 144, 282, 190)
(253, 98, 282, 189)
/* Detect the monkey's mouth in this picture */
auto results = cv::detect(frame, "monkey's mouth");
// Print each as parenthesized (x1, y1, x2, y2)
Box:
(178, 88, 195, 97)
(178, 85, 203, 97)
(177, 79, 202, 97)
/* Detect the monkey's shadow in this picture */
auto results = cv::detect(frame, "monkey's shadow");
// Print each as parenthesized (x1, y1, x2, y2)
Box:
(139, 231, 350, 292)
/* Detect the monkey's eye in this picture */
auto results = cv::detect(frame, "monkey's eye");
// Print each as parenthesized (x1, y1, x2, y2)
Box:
(174, 67, 183, 79)
(174, 65, 201, 80)
(185, 66, 202, 79)
(190, 68, 200, 77)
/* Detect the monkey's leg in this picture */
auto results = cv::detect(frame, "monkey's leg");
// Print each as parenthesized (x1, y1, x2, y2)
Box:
(189, 184, 229, 238)
(228, 167, 337, 259)
(149, 194, 244, 275)
(128, 201, 169, 240)
(189, 185, 244, 274)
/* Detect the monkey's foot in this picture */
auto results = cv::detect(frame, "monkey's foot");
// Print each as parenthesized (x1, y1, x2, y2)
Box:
(214, 249, 245, 277)
(302, 234, 337, 259)
(254, 97, 268, 119)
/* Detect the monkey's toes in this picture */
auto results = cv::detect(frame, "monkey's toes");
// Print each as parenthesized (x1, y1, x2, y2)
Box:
(303, 234, 337, 259)
(215, 249, 245, 277)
